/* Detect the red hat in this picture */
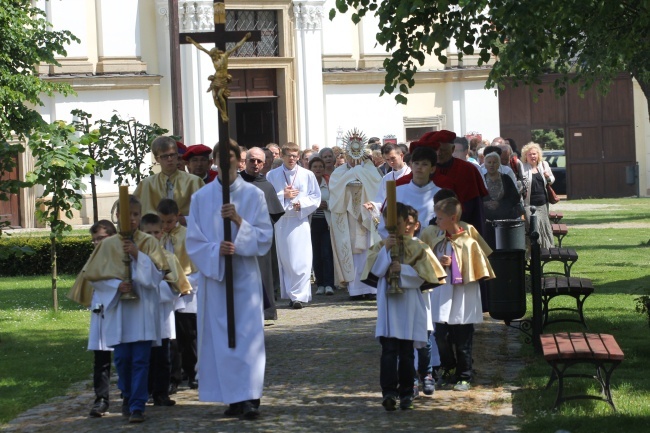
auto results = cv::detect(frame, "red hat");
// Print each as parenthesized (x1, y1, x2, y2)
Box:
(409, 130, 457, 153)
(176, 141, 187, 154)
(182, 144, 213, 161)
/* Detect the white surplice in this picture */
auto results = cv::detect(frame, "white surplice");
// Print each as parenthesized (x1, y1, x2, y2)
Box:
(378, 181, 441, 238)
(158, 280, 178, 340)
(370, 247, 429, 348)
(186, 177, 273, 404)
(266, 165, 320, 303)
(371, 164, 412, 212)
(90, 253, 164, 348)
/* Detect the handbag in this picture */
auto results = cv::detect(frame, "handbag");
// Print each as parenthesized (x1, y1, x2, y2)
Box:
(546, 183, 560, 204)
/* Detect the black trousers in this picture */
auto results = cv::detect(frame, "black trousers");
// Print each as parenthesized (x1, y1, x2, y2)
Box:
(434, 323, 474, 382)
(148, 338, 171, 397)
(93, 350, 112, 403)
(379, 337, 415, 399)
(171, 312, 197, 384)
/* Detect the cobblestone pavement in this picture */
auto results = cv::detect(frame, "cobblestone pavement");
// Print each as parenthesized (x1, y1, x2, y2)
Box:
(2, 289, 522, 433)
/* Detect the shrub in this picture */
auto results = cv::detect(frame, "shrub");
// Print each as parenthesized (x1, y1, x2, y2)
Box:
(0, 235, 93, 276)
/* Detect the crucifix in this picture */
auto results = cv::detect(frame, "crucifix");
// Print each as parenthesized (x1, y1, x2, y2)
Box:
(168, 0, 261, 348)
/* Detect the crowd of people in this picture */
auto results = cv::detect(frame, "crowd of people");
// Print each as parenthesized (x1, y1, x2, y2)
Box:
(69, 130, 559, 422)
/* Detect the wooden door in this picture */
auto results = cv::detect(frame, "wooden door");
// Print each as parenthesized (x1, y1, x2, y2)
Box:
(499, 74, 636, 199)
(0, 156, 21, 227)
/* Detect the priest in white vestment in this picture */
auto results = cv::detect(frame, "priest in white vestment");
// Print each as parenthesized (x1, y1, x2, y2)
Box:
(186, 142, 273, 419)
(329, 154, 382, 298)
(266, 142, 320, 309)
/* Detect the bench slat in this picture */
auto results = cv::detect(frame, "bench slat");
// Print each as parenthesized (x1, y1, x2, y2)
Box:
(554, 332, 577, 358)
(587, 333, 625, 361)
(569, 332, 592, 358)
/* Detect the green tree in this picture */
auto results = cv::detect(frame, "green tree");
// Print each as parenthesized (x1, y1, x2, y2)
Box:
(331, 0, 650, 117)
(72, 109, 118, 223)
(26, 121, 96, 312)
(0, 0, 78, 254)
(98, 113, 168, 186)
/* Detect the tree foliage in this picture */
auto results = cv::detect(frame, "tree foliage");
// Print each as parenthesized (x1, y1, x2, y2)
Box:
(97, 113, 168, 186)
(26, 120, 96, 311)
(332, 0, 650, 113)
(0, 0, 78, 255)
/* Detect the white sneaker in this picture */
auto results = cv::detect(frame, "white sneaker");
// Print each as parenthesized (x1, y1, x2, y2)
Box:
(316, 286, 325, 295)
(325, 286, 334, 295)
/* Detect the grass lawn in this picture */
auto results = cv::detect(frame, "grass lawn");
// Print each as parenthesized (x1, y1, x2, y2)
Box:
(0, 275, 91, 424)
(516, 199, 650, 432)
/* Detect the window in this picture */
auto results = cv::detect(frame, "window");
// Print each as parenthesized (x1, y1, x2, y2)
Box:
(226, 10, 279, 57)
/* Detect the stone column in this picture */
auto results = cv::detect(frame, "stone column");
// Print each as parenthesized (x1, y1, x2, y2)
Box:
(95, 0, 147, 73)
(293, 0, 326, 149)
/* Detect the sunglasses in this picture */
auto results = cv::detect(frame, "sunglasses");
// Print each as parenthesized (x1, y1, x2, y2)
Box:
(248, 158, 264, 164)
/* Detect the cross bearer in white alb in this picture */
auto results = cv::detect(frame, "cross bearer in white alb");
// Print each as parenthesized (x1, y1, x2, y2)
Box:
(186, 140, 273, 419)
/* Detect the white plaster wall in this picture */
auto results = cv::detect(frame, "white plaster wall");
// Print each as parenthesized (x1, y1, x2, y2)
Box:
(324, 83, 406, 145)
(322, 0, 355, 57)
(47, 0, 89, 58)
(95, 0, 141, 57)
(632, 80, 650, 197)
(444, 80, 500, 140)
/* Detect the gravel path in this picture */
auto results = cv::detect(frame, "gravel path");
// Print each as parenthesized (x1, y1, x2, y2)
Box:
(1, 289, 522, 433)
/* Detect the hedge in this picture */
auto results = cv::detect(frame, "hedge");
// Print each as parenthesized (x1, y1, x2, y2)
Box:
(0, 235, 94, 276)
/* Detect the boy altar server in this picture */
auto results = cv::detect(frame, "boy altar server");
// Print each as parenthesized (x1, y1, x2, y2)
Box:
(186, 140, 273, 419)
(362, 203, 446, 411)
(70, 195, 168, 423)
(266, 142, 320, 309)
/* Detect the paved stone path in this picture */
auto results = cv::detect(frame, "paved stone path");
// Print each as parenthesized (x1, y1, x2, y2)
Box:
(1, 289, 522, 432)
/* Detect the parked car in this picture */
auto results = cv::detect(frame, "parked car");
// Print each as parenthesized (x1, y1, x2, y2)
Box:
(543, 150, 566, 195)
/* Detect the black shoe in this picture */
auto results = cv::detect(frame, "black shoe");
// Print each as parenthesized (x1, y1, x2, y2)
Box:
(364, 294, 377, 300)
(188, 380, 198, 389)
(349, 295, 364, 301)
(129, 410, 145, 423)
(288, 300, 294, 308)
(89, 399, 109, 417)
(241, 401, 260, 420)
(121, 398, 130, 417)
(421, 374, 435, 395)
(223, 403, 242, 417)
(153, 395, 176, 406)
(169, 382, 178, 395)
(381, 395, 397, 412)
(400, 396, 414, 410)
(292, 301, 303, 309)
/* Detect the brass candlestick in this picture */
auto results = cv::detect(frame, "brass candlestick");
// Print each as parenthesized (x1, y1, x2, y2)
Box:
(118, 185, 138, 300)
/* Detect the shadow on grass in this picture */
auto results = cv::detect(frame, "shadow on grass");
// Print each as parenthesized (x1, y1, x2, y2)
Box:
(567, 213, 650, 226)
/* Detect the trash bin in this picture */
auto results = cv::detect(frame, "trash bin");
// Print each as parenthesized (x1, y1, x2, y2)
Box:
(492, 219, 525, 251)
(487, 249, 526, 321)
(487, 219, 527, 322)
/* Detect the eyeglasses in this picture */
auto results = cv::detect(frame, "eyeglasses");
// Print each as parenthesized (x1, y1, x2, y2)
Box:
(157, 153, 178, 160)
(284, 154, 300, 159)
(248, 158, 264, 164)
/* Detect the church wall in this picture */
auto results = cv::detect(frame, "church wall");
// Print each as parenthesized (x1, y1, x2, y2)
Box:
(632, 80, 650, 197)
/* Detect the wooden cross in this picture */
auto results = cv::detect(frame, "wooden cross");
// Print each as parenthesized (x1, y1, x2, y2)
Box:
(168, 0, 261, 348)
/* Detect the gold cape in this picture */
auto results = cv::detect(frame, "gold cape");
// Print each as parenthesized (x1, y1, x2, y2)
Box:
(420, 229, 496, 284)
(160, 224, 197, 275)
(133, 170, 204, 216)
(420, 221, 493, 257)
(362, 235, 447, 289)
(163, 250, 192, 295)
(66, 230, 169, 307)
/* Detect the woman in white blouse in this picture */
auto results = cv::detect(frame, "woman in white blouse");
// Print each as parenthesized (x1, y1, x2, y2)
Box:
(521, 142, 555, 249)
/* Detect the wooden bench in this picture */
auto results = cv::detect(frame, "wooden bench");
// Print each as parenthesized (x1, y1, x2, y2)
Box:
(540, 248, 578, 277)
(541, 277, 594, 329)
(549, 211, 564, 224)
(541, 333, 624, 411)
(552, 223, 569, 247)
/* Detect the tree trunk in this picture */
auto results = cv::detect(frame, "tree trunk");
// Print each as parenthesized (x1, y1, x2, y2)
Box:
(90, 173, 98, 223)
(51, 234, 58, 312)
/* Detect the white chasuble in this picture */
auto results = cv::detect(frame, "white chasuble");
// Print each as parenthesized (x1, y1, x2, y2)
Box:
(186, 177, 273, 404)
